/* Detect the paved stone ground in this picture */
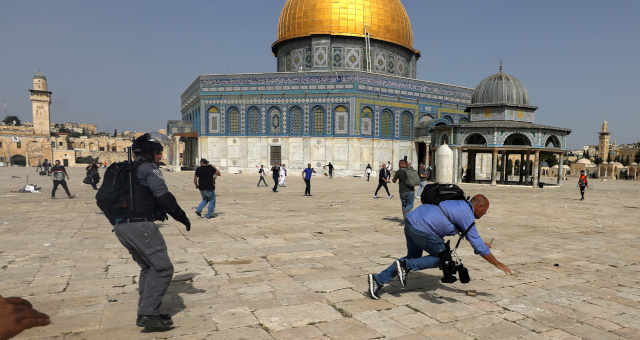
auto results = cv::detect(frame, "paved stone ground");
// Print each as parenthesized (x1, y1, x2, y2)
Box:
(2, 167, 640, 340)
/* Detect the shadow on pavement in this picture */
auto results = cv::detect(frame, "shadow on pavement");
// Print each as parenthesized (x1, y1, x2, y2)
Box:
(382, 216, 404, 225)
(163, 273, 206, 316)
(384, 271, 492, 303)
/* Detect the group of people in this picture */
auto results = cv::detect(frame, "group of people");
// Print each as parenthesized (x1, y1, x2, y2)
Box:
(256, 163, 317, 196)
(3, 145, 518, 337)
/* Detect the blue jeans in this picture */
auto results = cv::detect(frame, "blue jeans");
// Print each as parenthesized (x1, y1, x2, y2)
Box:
(400, 191, 415, 218)
(417, 180, 428, 197)
(196, 190, 216, 217)
(375, 221, 446, 285)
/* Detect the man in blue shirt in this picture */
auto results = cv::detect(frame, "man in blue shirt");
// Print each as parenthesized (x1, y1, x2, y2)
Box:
(302, 163, 315, 196)
(368, 194, 512, 299)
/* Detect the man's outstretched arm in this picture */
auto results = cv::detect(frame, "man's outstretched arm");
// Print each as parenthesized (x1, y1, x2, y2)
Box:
(481, 253, 512, 274)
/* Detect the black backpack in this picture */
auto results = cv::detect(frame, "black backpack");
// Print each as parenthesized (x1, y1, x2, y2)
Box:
(421, 183, 466, 205)
(96, 161, 134, 226)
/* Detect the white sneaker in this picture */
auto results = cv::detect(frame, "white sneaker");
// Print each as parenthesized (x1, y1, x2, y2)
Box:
(388, 195, 393, 200)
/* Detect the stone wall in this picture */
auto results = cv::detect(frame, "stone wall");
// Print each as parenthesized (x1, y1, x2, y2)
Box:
(195, 136, 416, 176)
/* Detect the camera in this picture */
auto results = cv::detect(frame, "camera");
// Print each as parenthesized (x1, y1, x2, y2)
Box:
(438, 241, 470, 284)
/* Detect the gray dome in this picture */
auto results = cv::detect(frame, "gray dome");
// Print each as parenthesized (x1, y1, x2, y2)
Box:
(471, 70, 530, 107)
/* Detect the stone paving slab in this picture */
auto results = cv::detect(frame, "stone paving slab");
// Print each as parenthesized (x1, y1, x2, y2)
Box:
(1, 167, 640, 339)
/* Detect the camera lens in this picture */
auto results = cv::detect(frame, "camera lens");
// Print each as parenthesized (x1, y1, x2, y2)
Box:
(457, 265, 470, 284)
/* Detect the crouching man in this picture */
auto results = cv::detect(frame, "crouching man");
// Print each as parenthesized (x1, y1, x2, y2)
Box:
(368, 194, 511, 299)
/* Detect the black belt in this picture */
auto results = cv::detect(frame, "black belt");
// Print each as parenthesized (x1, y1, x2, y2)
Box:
(115, 217, 151, 225)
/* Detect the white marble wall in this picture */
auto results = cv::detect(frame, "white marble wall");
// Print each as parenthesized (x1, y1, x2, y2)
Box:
(197, 136, 416, 176)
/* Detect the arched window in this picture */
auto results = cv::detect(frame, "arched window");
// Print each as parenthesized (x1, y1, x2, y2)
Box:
(465, 133, 487, 145)
(361, 107, 373, 135)
(228, 107, 241, 135)
(288, 106, 303, 136)
(208, 106, 220, 133)
(246, 106, 261, 135)
(441, 134, 449, 145)
(269, 107, 282, 135)
(545, 135, 561, 148)
(311, 106, 324, 136)
(380, 109, 394, 138)
(400, 111, 413, 138)
(504, 133, 531, 146)
(334, 106, 348, 134)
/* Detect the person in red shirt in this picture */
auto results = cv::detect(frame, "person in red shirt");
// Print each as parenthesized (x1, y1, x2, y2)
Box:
(578, 170, 589, 201)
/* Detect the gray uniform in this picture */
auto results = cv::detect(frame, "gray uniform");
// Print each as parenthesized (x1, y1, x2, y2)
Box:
(113, 161, 173, 317)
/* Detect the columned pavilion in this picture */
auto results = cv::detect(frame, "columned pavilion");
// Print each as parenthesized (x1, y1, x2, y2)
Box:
(422, 66, 571, 187)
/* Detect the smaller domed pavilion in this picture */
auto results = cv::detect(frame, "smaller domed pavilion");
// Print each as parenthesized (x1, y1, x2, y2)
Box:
(430, 65, 571, 186)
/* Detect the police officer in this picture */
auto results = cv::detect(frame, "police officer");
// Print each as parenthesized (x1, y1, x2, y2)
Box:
(113, 134, 191, 333)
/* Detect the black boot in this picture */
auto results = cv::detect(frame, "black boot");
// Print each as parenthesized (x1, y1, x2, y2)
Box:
(139, 315, 174, 332)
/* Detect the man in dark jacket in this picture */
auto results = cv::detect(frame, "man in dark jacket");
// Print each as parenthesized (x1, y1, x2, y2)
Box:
(374, 163, 392, 199)
(51, 160, 74, 199)
(112, 134, 191, 332)
(194, 158, 221, 218)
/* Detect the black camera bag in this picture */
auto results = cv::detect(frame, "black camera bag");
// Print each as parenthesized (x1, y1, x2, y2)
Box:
(421, 183, 466, 205)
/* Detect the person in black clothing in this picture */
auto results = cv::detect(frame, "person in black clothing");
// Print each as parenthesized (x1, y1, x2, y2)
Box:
(365, 164, 372, 182)
(51, 160, 74, 199)
(111, 133, 191, 332)
(84, 162, 100, 190)
(271, 164, 280, 192)
(327, 162, 334, 178)
(194, 159, 221, 218)
(257, 165, 268, 187)
(374, 163, 392, 199)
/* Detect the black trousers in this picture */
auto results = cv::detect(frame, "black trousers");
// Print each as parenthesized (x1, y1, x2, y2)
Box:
(272, 176, 279, 192)
(257, 177, 267, 187)
(52, 180, 71, 197)
(375, 181, 390, 196)
(579, 185, 586, 199)
(304, 179, 311, 196)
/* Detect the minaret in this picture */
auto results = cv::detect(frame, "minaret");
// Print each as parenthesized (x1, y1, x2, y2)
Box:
(29, 72, 51, 136)
(598, 120, 610, 162)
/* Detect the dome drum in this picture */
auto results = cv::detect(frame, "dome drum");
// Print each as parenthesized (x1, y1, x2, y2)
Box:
(275, 35, 417, 77)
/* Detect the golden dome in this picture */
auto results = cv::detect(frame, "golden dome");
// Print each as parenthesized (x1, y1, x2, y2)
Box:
(274, 0, 417, 54)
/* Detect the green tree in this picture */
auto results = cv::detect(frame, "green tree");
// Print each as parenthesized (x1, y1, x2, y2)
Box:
(2, 115, 21, 126)
(635, 151, 640, 164)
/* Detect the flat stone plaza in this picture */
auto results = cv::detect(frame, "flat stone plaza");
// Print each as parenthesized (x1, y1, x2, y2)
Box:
(2, 167, 640, 340)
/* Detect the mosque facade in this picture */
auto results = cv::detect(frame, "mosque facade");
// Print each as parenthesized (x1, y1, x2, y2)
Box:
(173, 0, 571, 183)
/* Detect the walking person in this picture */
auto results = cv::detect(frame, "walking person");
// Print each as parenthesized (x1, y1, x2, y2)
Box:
(84, 161, 100, 190)
(257, 165, 268, 187)
(326, 162, 334, 178)
(271, 164, 280, 192)
(365, 164, 372, 182)
(51, 160, 74, 199)
(393, 160, 415, 219)
(42, 159, 51, 176)
(279, 164, 287, 187)
(374, 163, 393, 199)
(578, 170, 589, 201)
(367, 194, 511, 300)
(417, 162, 428, 198)
(386, 161, 393, 175)
(194, 158, 220, 218)
(101, 134, 191, 332)
(302, 163, 315, 196)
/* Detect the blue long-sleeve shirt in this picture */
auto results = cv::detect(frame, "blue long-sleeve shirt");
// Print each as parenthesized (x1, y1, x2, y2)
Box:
(406, 200, 491, 255)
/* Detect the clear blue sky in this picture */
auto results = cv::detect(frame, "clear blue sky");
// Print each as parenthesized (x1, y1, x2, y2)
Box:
(1, 0, 637, 147)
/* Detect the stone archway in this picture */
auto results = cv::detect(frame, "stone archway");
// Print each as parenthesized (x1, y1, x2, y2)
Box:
(10, 154, 26, 166)
(504, 133, 532, 146)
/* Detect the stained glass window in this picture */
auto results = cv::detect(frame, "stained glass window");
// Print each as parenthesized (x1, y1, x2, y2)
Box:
(208, 106, 220, 133)
(380, 110, 393, 137)
(289, 106, 303, 135)
(228, 107, 240, 135)
(400, 111, 412, 138)
(361, 107, 373, 135)
(312, 106, 324, 136)
(247, 107, 260, 134)
(270, 108, 281, 134)
(334, 106, 347, 134)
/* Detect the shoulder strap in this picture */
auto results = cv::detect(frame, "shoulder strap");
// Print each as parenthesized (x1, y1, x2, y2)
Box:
(437, 202, 476, 250)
